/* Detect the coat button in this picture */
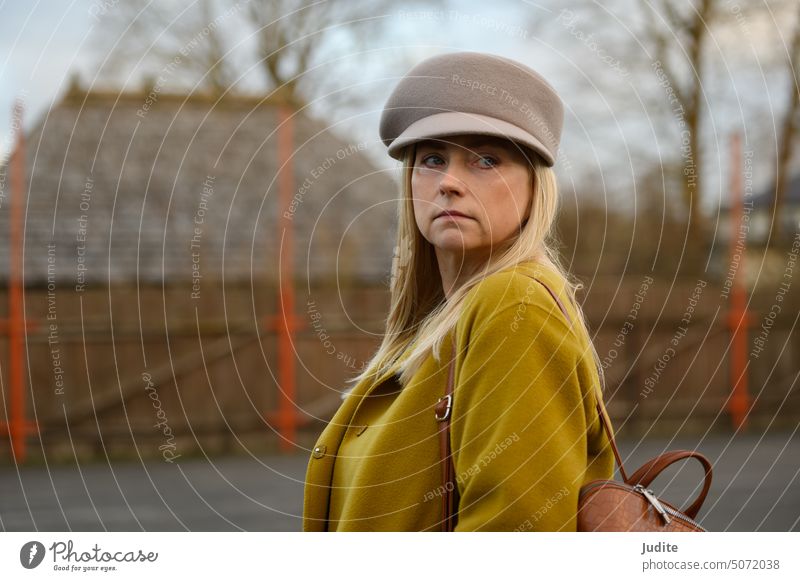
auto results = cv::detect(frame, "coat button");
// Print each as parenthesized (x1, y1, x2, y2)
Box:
(312, 444, 327, 459)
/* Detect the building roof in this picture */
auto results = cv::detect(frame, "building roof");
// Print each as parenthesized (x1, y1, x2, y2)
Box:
(750, 173, 800, 209)
(721, 173, 800, 211)
(0, 85, 397, 285)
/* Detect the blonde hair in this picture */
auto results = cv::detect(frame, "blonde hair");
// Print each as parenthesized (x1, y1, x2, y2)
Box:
(346, 143, 605, 392)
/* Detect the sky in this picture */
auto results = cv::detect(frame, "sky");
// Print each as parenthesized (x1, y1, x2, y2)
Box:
(0, 0, 97, 160)
(1, 0, 798, 216)
(0, 0, 555, 178)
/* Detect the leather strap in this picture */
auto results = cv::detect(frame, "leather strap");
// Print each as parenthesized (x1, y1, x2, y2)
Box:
(533, 277, 630, 483)
(434, 332, 459, 532)
(626, 449, 713, 519)
(595, 402, 629, 483)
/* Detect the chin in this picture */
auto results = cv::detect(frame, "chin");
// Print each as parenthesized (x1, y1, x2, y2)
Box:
(431, 233, 470, 248)
(432, 238, 484, 254)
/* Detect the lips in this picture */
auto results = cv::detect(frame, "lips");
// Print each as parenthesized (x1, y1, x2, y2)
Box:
(435, 210, 471, 220)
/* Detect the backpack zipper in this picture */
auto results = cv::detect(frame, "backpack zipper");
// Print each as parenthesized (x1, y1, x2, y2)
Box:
(580, 480, 706, 530)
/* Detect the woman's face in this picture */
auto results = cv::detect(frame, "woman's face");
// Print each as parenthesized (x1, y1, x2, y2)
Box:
(411, 134, 533, 265)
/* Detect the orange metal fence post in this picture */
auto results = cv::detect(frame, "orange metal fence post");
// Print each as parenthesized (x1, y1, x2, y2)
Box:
(9, 100, 27, 461)
(275, 104, 298, 452)
(727, 132, 751, 430)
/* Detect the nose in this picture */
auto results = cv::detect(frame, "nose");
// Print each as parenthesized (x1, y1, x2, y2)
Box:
(437, 161, 468, 197)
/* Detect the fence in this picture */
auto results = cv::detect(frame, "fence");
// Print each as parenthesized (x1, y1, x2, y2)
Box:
(1, 275, 798, 463)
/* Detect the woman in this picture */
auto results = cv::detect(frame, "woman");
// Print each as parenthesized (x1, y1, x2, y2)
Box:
(303, 51, 616, 531)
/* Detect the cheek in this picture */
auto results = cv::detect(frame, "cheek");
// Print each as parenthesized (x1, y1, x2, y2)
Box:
(411, 173, 431, 194)
(506, 174, 532, 219)
(410, 188, 424, 212)
(411, 176, 436, 217)
(410, 178, 422, 207)
(486, 176, 531, 233)
(412, 199, 425, 229)
(410, 192, 427, 232)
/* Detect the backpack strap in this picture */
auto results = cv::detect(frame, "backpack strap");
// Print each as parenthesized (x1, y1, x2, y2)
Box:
(434, 333, 459, 531)
(532, 277, 629, 482)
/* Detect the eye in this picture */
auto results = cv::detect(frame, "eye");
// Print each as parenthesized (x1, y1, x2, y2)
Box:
(476, 154, 499, 168)
(419, 153, 445, 167)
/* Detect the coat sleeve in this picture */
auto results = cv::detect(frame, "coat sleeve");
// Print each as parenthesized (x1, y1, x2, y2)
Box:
(450, 298, 598, 532)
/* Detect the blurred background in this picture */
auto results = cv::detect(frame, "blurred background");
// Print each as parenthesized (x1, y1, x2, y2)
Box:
(0, 0, 798, 531)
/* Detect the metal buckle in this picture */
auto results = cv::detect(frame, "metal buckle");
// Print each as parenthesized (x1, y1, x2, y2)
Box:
(434, 394, 453, 421)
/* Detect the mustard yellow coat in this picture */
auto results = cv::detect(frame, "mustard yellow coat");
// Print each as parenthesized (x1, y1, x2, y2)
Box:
(302, 262, 615, 531)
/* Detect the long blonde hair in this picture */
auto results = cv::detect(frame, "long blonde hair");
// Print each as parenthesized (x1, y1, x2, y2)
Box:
(346, 143, 605, 392)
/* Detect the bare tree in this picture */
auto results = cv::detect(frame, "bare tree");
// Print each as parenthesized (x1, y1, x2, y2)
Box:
(644, 0, 714, 256)
(769, 1, 800, 247)
(531, 0, 784, 274)
(89, 0, 240, 96)
(89, 0, 441, 116)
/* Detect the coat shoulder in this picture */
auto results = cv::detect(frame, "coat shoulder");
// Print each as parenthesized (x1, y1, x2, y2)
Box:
(460, 263, 571, 331)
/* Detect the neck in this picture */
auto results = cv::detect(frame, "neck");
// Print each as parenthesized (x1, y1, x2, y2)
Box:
(436, 249, 492, 300)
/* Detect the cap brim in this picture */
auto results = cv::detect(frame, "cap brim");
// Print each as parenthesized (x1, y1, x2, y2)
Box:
(386, 111, 555, 166)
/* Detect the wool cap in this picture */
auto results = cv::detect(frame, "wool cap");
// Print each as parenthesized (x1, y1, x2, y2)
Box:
(379, 51, 564, 166)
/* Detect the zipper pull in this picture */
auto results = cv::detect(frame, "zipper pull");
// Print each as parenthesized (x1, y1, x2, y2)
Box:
(635, 484, 672, 525)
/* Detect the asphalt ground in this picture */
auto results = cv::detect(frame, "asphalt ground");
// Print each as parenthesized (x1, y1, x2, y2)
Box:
(1, 431, 797, 532)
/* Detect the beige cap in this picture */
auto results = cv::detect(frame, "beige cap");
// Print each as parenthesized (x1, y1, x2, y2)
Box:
(379, 51, 564, 166)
